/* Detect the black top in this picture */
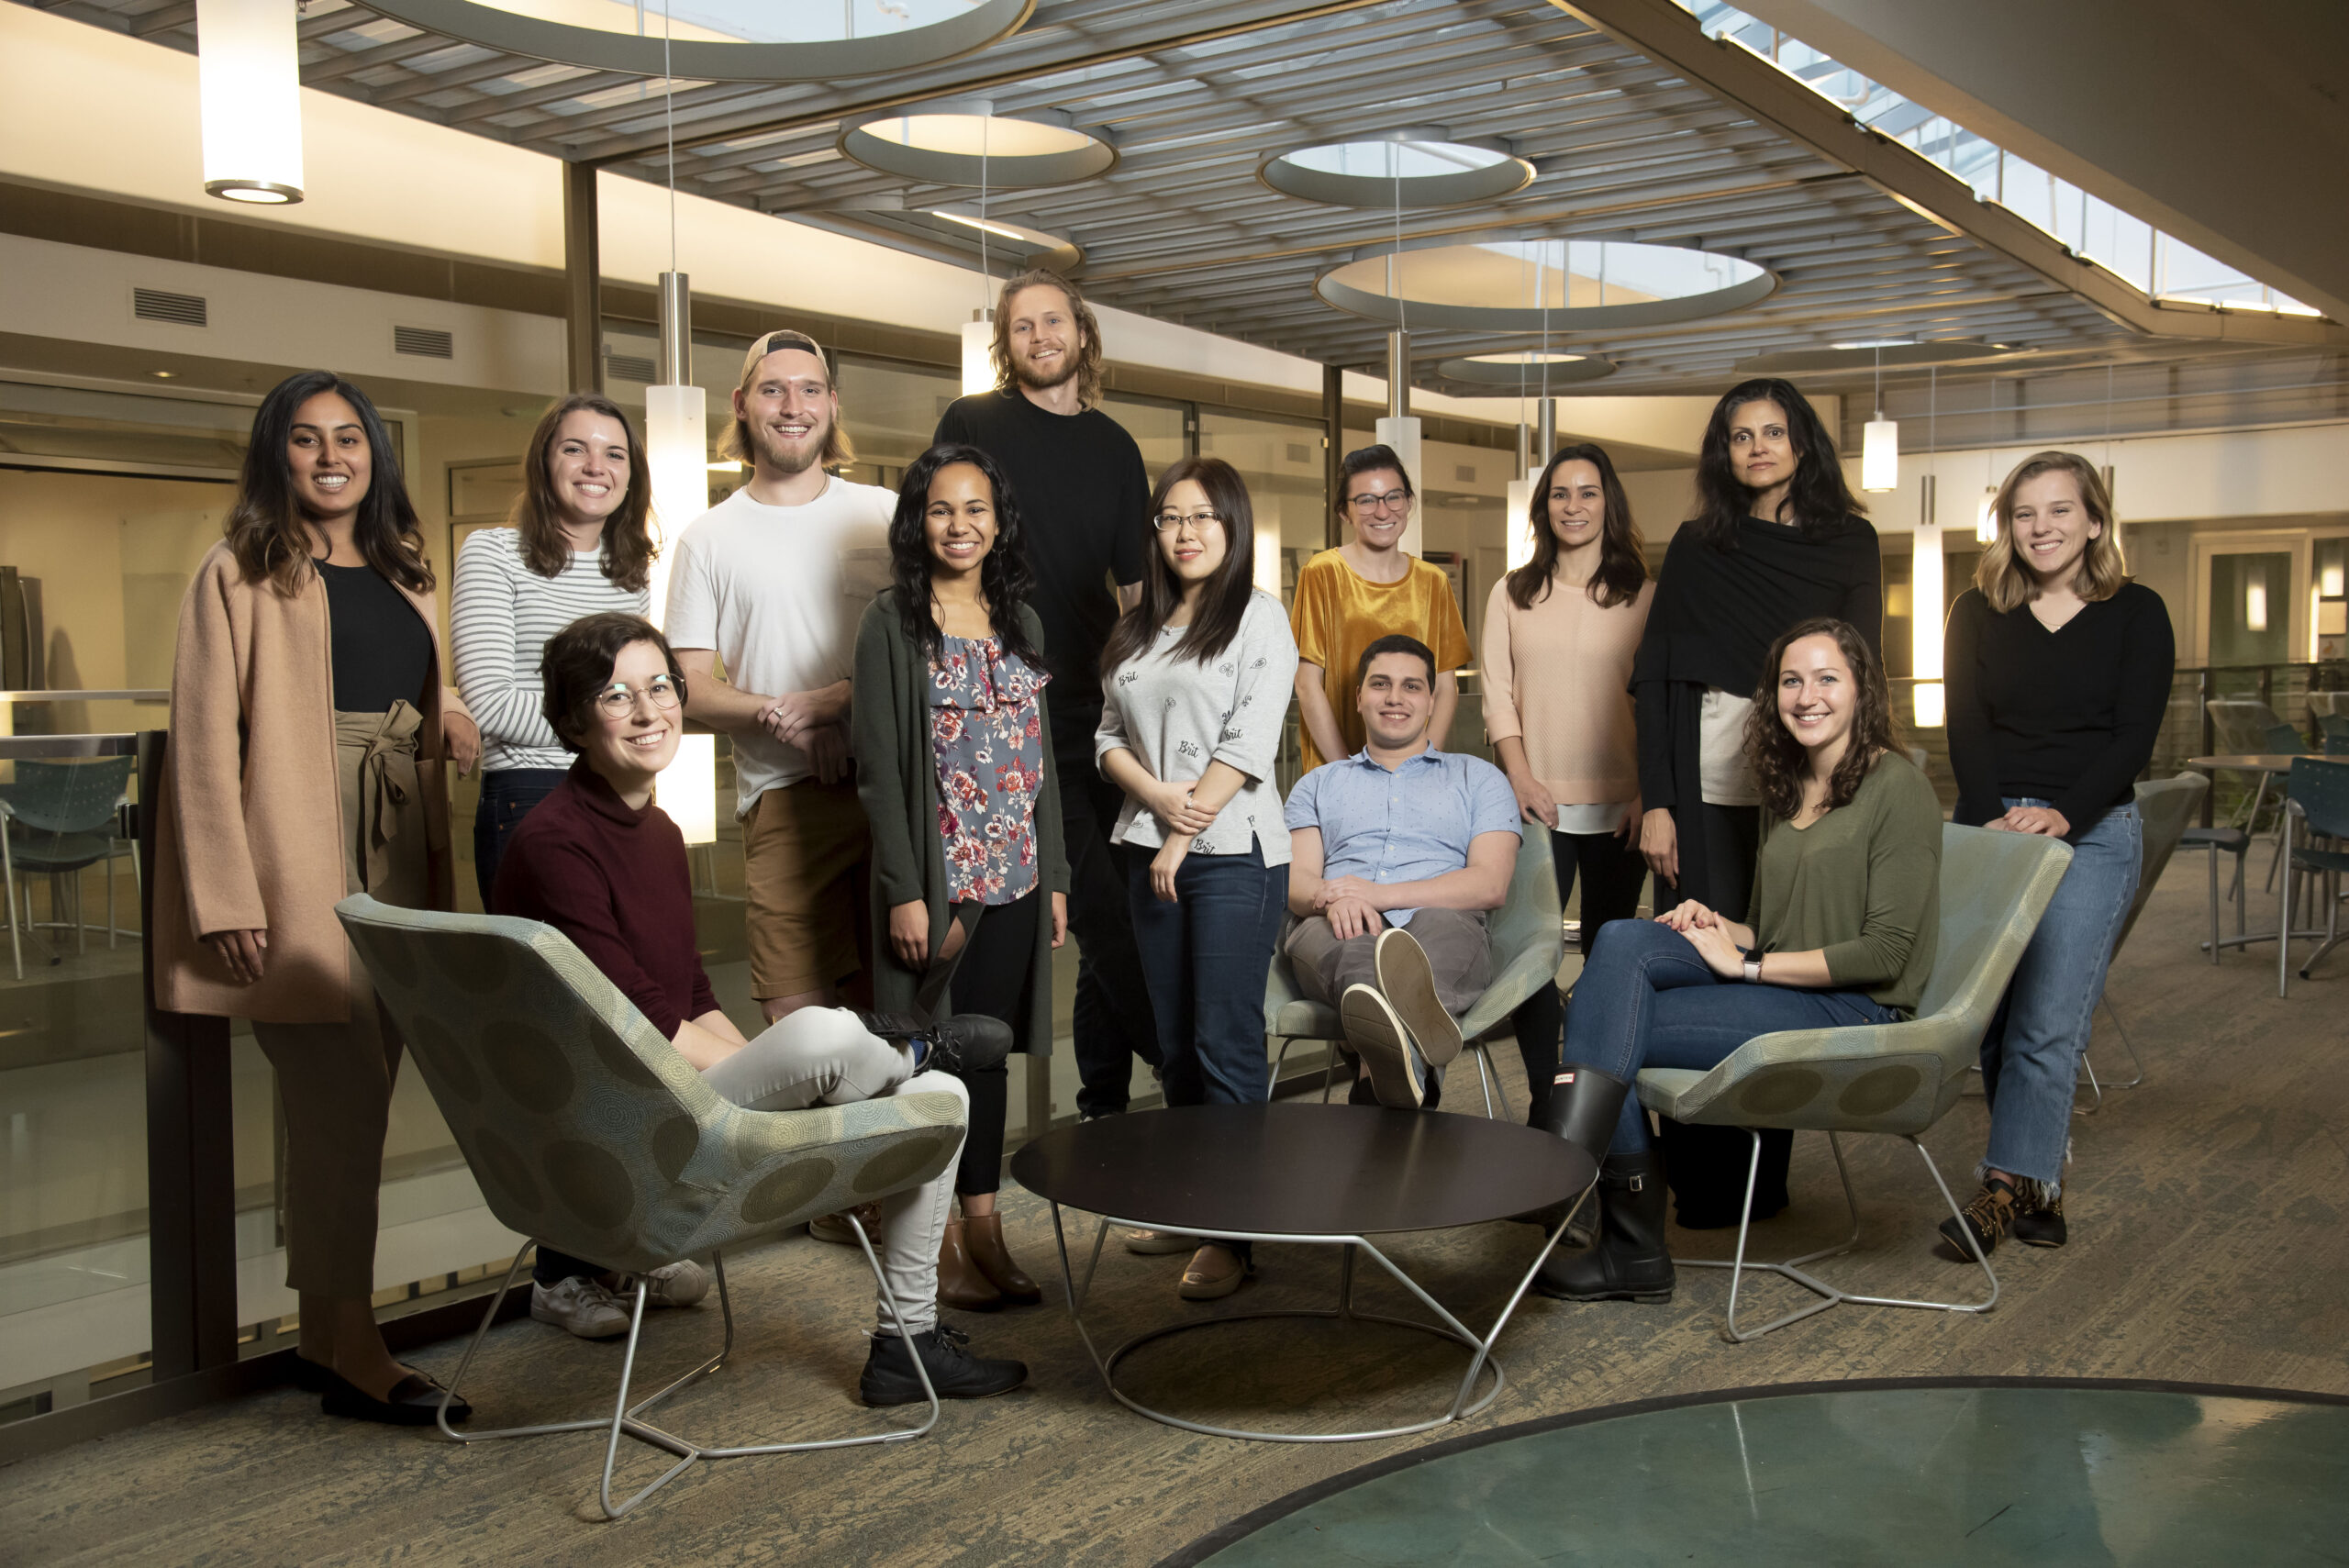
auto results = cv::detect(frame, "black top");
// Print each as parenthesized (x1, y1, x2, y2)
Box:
(491, 761, 718, 1039)
(1631, 515, 1884, 810)
(317, 560, 431, 714)
(1945, 581, 2174, 837)
(1008, 1104, 1594, 1235)
(934, 388, 1149, 709)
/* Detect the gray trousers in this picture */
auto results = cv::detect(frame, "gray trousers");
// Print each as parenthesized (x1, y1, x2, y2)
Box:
(701, 1008, 967, 1336)
(1284, 906, 1494, 1017)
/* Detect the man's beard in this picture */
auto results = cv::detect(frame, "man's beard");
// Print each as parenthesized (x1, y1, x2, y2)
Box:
(1011, 345, 1079, 393)
(751, 420, 825, 475)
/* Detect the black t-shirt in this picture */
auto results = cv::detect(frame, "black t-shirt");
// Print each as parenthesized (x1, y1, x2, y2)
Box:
(317, 560, 431, 713)
(1945, 581, 2175, 836)
(933, 388, 1149, 710)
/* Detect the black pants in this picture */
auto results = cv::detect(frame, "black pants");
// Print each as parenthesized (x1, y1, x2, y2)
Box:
(473, 766, 566, 909)
(1656, 800, 1794, 1227)
(1510, 826, 1651, 1127)
(946, 890, 1040, 1196)
(1052, 707, 1163, 1116)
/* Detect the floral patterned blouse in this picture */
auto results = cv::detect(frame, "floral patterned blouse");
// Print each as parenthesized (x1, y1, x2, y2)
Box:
(928, 633, 1052, 905)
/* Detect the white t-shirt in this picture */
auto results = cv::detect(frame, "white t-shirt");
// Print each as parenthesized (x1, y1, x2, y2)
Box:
(664, 477, 895, 812)
(1698, 686, 1762, 807)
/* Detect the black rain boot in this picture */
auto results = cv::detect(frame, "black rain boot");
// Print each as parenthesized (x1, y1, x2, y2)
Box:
(1517, 1064, 1633, 1242)
(1536, 1151, 1675, 1304)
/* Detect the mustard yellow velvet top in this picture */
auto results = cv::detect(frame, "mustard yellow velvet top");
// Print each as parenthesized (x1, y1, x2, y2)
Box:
(1289, 550, 1471, 773)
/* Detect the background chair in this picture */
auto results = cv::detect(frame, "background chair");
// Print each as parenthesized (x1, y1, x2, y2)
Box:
(2277, 758, 2349, 995)
(335, 895, 969, 1520)
(2319, 712, 2349, 756)
(1265, 828, 1564, 1118)
(1631, 825, 2073, 1341)
(2075, 773, 2209, 1110)
(0, 755, 138, 980)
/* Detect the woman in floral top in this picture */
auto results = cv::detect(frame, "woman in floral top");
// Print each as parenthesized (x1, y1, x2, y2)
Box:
(854, 442, 1068, 1312)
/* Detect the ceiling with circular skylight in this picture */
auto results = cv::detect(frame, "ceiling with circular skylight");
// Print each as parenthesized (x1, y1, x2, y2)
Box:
(1319, 241, 1776, 331)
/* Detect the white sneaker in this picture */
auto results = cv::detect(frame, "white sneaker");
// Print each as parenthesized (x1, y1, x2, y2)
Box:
(530, 1275, 630, 1339)
(629, 1260, 710, 1309)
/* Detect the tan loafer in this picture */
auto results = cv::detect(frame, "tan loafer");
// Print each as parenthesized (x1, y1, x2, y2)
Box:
(1125, 1229, 1197, 1255)
(1177, 1243, 1250, 1301)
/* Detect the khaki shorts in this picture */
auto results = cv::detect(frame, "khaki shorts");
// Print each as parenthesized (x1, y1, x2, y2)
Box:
(742, 776, 871, 1000)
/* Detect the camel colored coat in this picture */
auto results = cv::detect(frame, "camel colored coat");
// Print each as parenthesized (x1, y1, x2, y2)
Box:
(153, 540, 463, 1023)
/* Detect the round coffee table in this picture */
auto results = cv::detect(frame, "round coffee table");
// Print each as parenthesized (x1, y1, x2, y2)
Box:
(1008, 1103, 1596, 1443)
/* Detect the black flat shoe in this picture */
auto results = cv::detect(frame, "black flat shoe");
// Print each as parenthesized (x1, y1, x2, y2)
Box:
(319, 1370, 472, 1427)
(292, 1356, 331, 1394)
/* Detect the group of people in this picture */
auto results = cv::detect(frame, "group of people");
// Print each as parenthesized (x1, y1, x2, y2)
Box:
(152, 265, 2170, 1428)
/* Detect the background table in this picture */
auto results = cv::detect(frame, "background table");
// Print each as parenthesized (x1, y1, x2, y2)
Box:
(2186, 754, 2331, 965)
(1009, 1103, 1595, 1443)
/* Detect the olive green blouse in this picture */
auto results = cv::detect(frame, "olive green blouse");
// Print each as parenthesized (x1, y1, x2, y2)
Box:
(1750, 754, 1943, 1016)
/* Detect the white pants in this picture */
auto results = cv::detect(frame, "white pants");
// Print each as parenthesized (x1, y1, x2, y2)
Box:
(700, 1007, 967, 1336)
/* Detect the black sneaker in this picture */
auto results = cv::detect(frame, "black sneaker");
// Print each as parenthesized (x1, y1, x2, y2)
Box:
(859, 1328, 1028, 1407)
(1938, 1176, 2018, 1260)
(2010, 1181, 2068, 1248)
(855, 1011, 1012, 1076)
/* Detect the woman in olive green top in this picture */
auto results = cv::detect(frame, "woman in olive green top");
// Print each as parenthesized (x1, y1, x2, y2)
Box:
(1535, 617, 1940, 1304)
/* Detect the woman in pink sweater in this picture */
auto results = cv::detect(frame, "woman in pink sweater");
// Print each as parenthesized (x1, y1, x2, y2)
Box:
(1481, 442, 1653, 1127)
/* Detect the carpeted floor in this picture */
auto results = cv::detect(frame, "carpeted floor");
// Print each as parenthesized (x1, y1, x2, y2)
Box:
(6, 856, 2346, 1566)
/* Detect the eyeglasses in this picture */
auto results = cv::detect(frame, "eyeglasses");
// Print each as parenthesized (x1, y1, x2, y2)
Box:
(593, 675, 681, 719)
(1151, 508, 1225, 533)
(1345, 488, 1412, 515)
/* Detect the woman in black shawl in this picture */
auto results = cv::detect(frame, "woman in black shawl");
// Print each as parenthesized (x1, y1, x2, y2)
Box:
(1629, 378, 1884, 1226)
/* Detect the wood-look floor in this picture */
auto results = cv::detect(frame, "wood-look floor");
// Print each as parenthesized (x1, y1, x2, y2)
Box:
(7, 857, 2346, 1566)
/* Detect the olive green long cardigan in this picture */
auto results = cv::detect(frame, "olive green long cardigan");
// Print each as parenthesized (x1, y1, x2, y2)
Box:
(851, 588, 1069, 1055)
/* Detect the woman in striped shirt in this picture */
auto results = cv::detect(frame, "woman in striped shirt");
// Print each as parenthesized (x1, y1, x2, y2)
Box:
(452, 394, 656, 902)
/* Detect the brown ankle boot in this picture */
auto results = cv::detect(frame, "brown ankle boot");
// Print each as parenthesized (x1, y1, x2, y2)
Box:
(937, 1218, 1004, 1311)
(962, 1211, 1042, 1305)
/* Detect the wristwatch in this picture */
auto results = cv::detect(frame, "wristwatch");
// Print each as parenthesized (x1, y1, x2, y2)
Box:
(1742, 954, 1764, 984)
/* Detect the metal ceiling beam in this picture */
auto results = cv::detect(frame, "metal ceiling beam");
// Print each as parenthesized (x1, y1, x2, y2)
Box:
(1542, 0, 2345, 348)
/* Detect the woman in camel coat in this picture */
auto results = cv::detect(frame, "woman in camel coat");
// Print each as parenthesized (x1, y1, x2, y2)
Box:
(154, 370, 479, 1425)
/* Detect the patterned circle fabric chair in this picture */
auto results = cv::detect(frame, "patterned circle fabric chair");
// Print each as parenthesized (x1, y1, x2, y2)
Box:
(335, 894, 968, 1520)
(1631, 825, 2073, 1341)
(1263, 827, 1564, 1117)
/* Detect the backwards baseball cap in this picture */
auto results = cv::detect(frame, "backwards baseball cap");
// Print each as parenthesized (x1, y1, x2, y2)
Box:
(738, 328, 831, 384)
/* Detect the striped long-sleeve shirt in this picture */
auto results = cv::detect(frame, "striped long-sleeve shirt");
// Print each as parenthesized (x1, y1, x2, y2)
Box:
(451, 528, 651, 773)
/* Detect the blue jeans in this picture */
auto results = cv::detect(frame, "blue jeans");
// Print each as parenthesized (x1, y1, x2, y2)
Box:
(1564, 917, 1898, 1154)
(1979, 798, 2141, 1189)
(473, 766, 567, 907)
(1125, 839, 1287, 1109)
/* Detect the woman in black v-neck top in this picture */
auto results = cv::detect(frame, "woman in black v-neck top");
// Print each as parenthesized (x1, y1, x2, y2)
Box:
(1942, 450, 2173, 1263)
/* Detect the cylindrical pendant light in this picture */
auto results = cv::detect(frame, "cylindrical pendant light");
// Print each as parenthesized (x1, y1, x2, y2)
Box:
(1376, 328, 1423, 556)
(962, 311, 995, 395)
(645, 270, 717, 845)
(1912, 474, 1944, 728)
(1861, 345, 1898, 492)
(1976, 485, 1999, 545)
(197, 0, 305, 204)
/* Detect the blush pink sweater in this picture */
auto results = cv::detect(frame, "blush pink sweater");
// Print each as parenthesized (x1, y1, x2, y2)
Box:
(1480, 574, 1653, 806)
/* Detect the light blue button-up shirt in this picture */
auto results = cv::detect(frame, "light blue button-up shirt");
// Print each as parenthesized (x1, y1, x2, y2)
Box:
(1284, 745, 1520, 927)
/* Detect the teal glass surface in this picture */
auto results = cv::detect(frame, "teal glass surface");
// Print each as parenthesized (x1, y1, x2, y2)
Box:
(1198, 1385, 2349, 1567)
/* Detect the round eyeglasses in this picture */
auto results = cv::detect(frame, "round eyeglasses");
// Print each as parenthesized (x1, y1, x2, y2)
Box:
(1344, 488, 1412, 515)
(594, 675, 681, 719)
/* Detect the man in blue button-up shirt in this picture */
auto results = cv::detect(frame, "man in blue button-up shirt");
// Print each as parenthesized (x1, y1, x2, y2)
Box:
(1285, 635, 1520, 1107)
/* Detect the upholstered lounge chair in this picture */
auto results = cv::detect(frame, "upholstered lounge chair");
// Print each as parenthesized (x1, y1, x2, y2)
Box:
(336, 895, 969, 1519)
(1632, 825, 2072, 1341)
(1264, 827, 1564, 1117)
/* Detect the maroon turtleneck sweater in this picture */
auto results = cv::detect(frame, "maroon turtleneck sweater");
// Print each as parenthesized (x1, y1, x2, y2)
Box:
(490, 760, 718, 1038)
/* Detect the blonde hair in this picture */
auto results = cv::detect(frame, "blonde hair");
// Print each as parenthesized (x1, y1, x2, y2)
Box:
(989, 269, 1104, 409)
(719, 329, 856, 470)
(1974, 450, 2127, 612)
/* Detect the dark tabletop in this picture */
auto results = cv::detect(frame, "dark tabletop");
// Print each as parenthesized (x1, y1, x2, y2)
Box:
(1008, 1104, 1596, 1237)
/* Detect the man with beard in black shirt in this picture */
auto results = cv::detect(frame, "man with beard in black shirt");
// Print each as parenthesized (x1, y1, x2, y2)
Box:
(935, 269, 1163, 1120)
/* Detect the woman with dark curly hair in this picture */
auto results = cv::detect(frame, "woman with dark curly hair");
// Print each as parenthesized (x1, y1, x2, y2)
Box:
(853, 442, 1069, 1310)
(1535, 617, 1941, 1306)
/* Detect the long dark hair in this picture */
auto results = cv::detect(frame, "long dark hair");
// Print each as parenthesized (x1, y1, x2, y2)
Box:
(226, 370, 432, 596)
(1692, 377, 1864, 550)
(512, 394, 655, 593)
(886, 442, 1046, 667)
(1100, 456, 1258, 674)
(1743, 616, 1904, 822)
(1504, 441, 1648, 611)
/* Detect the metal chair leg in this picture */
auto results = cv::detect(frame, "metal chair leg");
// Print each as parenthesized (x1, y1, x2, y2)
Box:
(2096, 995, 2145, 1089)
(2074, 1050, 2104, 1116)
(2, 831, 18, 982)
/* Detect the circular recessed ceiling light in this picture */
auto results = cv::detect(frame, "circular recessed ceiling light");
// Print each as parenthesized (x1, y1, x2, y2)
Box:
(1261, 129, 1534, 207)
(351, 0, 1029, 83)
(1433, 350, 1617, 387)
(839, 104, 1117, 187)
(1736, 339, 2012, 373)
(1318, 239, 1775, 329)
